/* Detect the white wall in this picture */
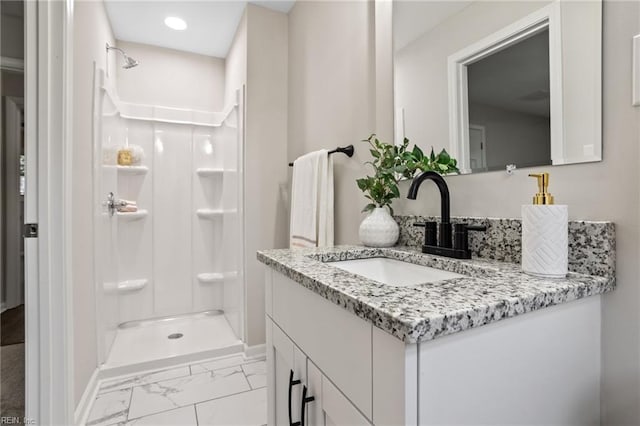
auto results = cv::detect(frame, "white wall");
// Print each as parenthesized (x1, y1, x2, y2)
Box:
(245, 4, 288, 346)
(224, 4, 289, 347)
(224, 12, 246, 108)
(116, 41, 226, 112)
(288, 0, 375, 245)
(72, 0, 116, 408)
(390, 1, 640, 424)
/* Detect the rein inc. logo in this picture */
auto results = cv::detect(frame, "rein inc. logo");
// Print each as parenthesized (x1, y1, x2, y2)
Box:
(0, 417, 36, 424)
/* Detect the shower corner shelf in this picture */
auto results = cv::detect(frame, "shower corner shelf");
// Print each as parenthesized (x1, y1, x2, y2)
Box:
(117, 279, 148, 292)
(117, 209, 148, 221)
(196, 167, 224, 177)
(196, 208, 223, 219)
(197, 273, 224, 284)
(117, 165, 149, 176)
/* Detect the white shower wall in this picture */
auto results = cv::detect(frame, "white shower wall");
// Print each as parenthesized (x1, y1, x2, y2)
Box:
(94, 69, 244, 363)
(117, 116, 242, 321)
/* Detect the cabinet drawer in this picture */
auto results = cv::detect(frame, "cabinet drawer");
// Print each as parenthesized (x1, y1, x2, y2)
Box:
(270, 269, 373, 419)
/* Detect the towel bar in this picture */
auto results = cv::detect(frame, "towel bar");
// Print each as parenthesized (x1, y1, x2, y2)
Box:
(288, 145, 354, 167)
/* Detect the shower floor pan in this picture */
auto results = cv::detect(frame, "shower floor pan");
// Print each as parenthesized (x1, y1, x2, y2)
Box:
(103, 310, 243, 375)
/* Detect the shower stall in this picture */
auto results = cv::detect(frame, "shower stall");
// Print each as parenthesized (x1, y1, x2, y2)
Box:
(92, 66, 245, 371)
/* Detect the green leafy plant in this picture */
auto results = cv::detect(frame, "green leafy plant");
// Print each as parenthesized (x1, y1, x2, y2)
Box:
(356, 134, 459, 214)
(409, 145, 460, 175)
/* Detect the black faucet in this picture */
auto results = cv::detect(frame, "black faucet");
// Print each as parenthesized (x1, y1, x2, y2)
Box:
(407, 171, 485, 259)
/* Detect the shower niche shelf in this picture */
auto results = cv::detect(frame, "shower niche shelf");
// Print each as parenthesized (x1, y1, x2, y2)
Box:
(197, 273, 224, 284)
(117, 279, 147, 292)
(196, 208, 238, 219)
(196, 168, 224, 177)
(117, 209, 148, 221)
(196, 208, 223, 219)
(117, 165, 148, 176)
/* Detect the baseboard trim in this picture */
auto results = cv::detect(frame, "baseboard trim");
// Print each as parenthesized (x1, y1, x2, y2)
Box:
(244, 343, 266, 359)
(74, 368, 100, 426)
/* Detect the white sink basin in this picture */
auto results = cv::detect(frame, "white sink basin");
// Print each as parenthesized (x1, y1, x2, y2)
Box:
(328, 257, 465, 287)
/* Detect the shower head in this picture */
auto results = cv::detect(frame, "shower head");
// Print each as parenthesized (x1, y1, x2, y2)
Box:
(106, 43, 140, 69)
(123, 56, 139, 69)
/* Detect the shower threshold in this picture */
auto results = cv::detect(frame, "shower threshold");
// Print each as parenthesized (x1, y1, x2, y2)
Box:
(118, 309, 224, 329)
(102, 310, 243, 376)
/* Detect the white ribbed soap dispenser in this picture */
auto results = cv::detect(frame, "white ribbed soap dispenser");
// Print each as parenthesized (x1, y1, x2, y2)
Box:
(521, 172, 568, 278)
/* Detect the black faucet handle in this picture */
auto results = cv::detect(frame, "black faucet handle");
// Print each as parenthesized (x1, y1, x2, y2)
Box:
(414, 221, 437, 246)
(453, 224, 487, 252)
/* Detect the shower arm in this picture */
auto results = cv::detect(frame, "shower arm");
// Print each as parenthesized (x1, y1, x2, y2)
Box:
(106, 43, 126, 56)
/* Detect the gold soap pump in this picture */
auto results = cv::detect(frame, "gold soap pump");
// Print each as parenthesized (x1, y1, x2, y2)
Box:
(521, 171, 568, 278)
(529, 173, 554, 205)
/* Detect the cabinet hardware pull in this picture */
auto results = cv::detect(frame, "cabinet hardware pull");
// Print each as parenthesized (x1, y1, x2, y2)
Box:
(299, 385, 315, 426)
(289, 369, 302, 426)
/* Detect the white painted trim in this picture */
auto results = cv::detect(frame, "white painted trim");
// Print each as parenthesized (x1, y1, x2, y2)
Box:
(23, 1, 40, 421)
(24, 0, 74, 423)
(63, 0, 76, 420)
(244, 343, 267, 359)
(547, 1, 564, 165)
(73, 368, 100, 426)
(448, 2, 563, 172)
(633, 34, 640, 107)
(0, 56, 24, 72)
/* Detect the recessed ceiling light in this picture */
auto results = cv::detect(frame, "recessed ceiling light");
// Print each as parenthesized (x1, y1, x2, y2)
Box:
(164, 16, 187, 31)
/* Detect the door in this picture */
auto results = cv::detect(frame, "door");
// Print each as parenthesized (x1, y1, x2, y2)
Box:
(268, 318, 307, 426)
(468, 124, 487, 171)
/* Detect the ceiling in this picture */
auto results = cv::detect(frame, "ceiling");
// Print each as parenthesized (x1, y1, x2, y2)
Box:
(104, 1, 295, 58)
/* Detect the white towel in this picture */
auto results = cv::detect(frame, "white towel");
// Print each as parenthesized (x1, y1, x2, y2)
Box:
(290, 150, 334, 248)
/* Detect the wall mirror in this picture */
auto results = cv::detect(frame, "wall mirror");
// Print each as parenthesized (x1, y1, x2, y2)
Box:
(392, 0, 602, 175)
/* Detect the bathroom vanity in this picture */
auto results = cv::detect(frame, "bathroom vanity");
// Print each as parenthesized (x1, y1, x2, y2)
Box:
(258, 220, 615, 425)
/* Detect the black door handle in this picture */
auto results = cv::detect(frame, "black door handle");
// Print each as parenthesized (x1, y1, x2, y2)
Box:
(300, 385, 315, 426)
(288, 370, 301, 426)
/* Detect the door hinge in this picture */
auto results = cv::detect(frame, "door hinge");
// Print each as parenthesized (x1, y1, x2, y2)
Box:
(24, 223, 38, 238)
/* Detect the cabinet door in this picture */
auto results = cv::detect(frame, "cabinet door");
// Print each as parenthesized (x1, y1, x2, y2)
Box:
(268, 318, 307, 426)
(306, 361, 371, 426)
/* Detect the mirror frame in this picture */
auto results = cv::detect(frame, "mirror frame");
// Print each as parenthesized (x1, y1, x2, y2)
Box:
(448, 3, 562, 174)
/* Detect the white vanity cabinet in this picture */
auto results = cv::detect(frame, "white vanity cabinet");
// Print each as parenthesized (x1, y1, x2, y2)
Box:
(265, 267, 417, 425)
(265, 267, 602, 426)
(267, 317, 371, 426)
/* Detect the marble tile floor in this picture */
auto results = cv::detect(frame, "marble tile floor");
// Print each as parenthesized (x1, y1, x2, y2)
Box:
(86, 354, 267, 426)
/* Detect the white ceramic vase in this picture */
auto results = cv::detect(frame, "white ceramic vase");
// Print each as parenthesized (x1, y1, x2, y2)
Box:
(359, 207, 399, 247)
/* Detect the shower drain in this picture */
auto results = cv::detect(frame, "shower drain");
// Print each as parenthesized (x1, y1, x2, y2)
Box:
(168, 333, 184, 339)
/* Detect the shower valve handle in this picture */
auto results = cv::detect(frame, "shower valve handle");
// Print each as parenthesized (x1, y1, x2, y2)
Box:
(105, 192, 129, 216)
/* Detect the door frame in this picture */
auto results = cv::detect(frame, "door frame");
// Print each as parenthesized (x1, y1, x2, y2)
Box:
(2, 96, 25, 312)
(24, 0, 74, 424)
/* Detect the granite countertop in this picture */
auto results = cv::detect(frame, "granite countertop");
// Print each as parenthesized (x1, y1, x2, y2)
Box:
(257, 245, 615, 344)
